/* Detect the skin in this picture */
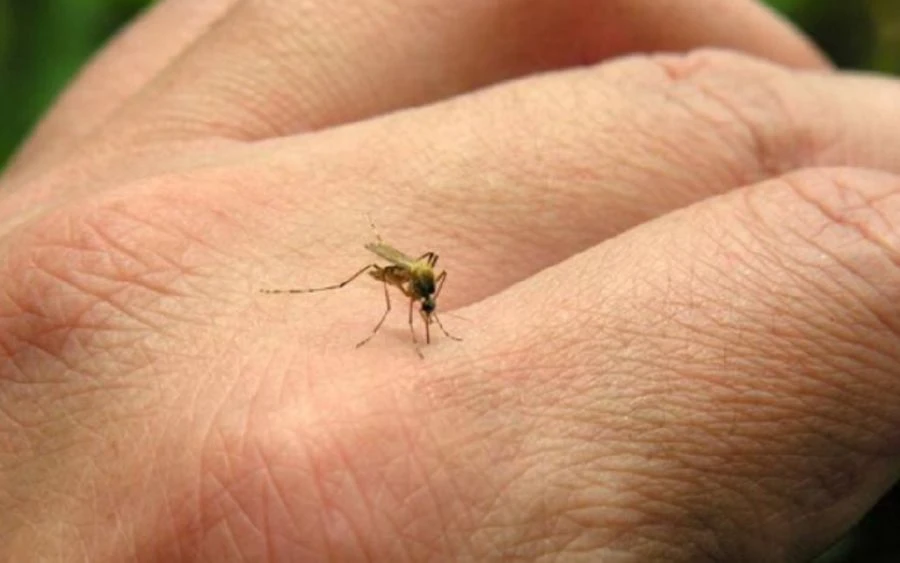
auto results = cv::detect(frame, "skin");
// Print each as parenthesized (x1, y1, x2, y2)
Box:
(1, 0, 899, 561)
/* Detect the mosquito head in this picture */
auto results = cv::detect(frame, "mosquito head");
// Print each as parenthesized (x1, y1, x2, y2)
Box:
(421, 295, 436, 316)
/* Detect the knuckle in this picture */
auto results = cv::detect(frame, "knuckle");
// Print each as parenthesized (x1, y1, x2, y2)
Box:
(769, 167, 900, 289)
(738, 167, 900, 344)
(647, 48, 836, 179)
(775, 167, 900, 340)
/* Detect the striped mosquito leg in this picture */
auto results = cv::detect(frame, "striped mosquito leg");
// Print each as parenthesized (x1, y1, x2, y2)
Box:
(260, 264, 376, 294)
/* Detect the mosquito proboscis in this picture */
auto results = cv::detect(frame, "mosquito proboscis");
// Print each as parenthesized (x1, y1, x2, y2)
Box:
(260, 219, 461, 357)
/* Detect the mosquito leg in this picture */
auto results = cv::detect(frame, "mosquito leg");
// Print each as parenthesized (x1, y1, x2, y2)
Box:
(260, 264, 377, 294)
(407, 298, 425, 358)
(434, 270, 448, 299)
(407, 298, 419, 345)
(415, 251, 438, 267)
(356, 276, 392, 349)
(433, 312, 462, 341)
(430, 272, 461, 341)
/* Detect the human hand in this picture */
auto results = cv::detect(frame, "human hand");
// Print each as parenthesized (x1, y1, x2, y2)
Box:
(2, 1, 899, 561)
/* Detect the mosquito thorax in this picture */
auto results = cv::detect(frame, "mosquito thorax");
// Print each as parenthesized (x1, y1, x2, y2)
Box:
(413, 275, 436, 299)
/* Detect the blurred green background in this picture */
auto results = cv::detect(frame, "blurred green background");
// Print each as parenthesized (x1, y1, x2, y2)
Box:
(0, 1, 898, 561)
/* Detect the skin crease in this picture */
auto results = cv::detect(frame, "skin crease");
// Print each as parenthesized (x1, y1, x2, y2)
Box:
(1, 1, 900, 562)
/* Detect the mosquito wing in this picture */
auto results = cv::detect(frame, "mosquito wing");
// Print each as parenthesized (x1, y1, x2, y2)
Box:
(365, 242, 416, 268)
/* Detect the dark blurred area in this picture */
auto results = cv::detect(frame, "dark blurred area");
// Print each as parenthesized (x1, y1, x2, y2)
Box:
(0, 1, 898, 561)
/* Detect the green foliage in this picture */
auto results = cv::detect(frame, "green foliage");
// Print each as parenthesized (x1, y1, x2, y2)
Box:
(0, 0, 153, 167)
(869, 0, 900, 73)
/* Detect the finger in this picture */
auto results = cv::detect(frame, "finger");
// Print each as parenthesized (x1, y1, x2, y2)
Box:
(448, 167, 900, 561)
(2, 0, 239, 184)
(244, 51, 900, 308)
(0, 50, 886, 253)
(81, 0, 825, 151)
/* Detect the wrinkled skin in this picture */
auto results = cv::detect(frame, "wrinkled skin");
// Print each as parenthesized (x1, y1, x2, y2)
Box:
(2, 1, 900, 561)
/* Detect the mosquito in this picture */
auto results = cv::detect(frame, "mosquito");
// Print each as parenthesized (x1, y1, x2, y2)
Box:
(260, 220, 461, 356)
